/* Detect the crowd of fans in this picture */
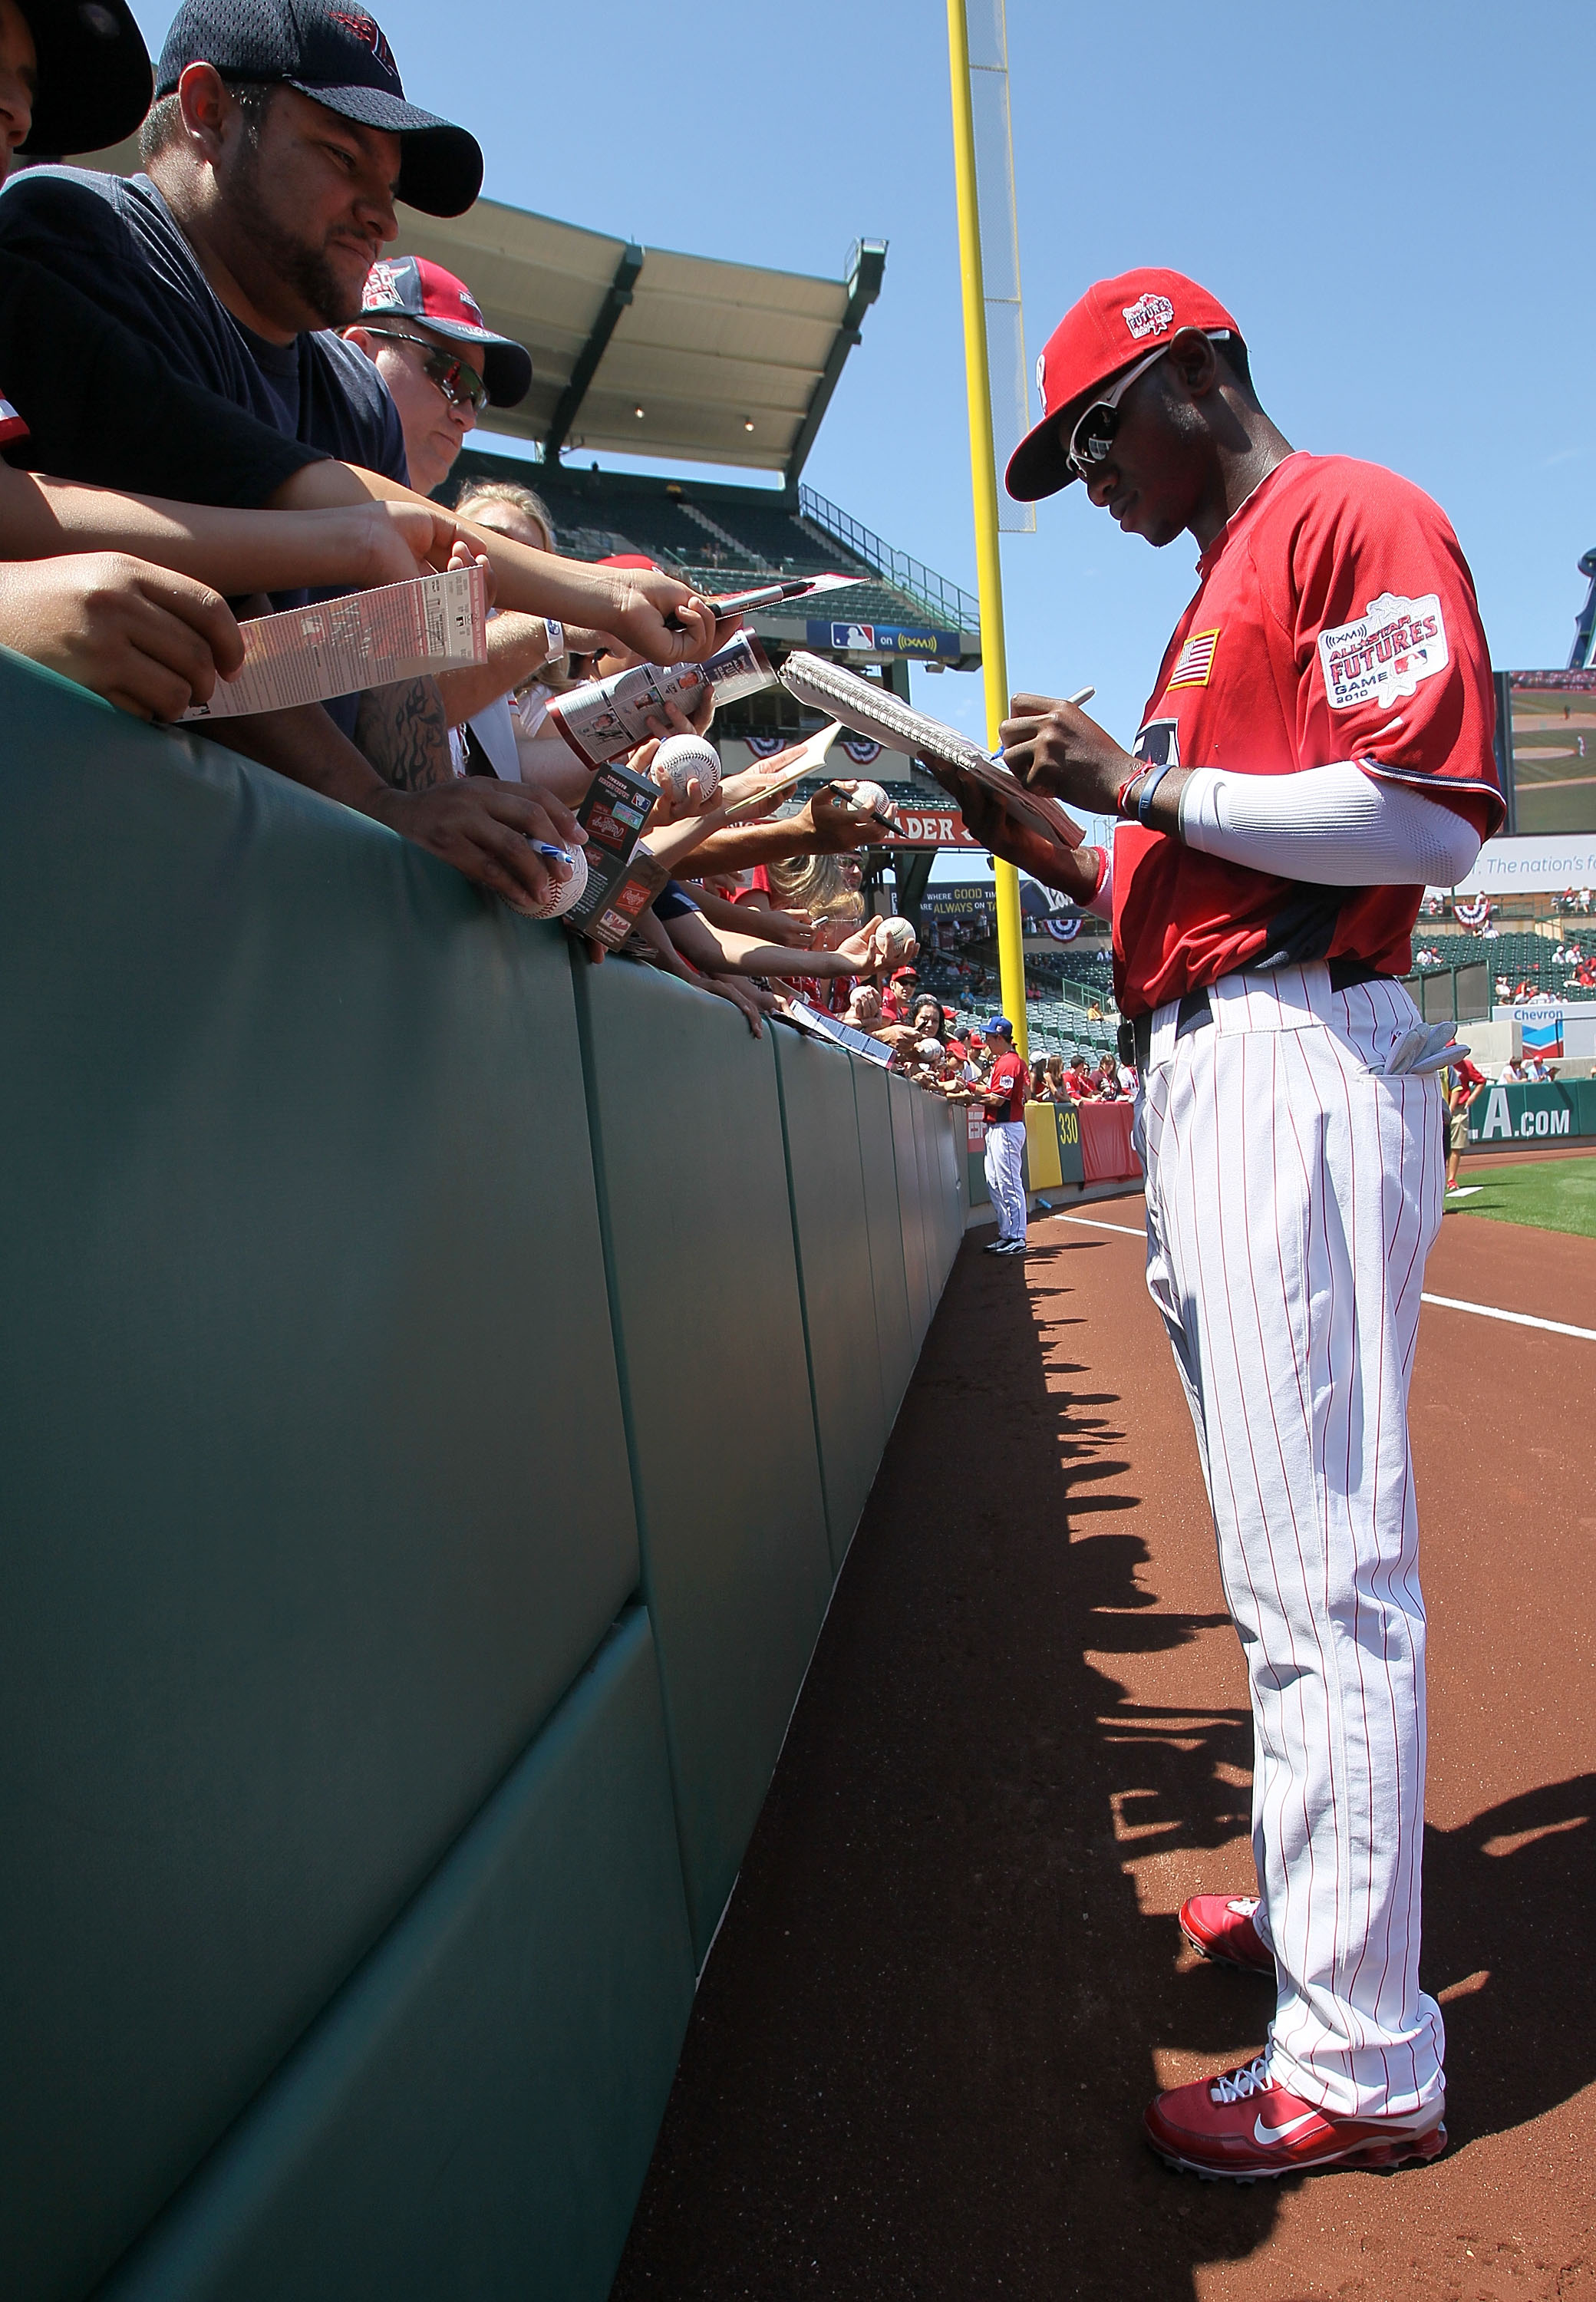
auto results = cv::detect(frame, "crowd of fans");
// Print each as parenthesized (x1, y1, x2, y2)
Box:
(0, 0, 956, 1042)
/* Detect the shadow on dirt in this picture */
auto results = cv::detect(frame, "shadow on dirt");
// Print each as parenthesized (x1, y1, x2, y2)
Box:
(612, 1230, 1588, 2301)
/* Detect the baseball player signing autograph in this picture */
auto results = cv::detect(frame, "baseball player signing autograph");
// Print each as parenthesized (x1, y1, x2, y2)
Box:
(945, 269, 1503, 2182)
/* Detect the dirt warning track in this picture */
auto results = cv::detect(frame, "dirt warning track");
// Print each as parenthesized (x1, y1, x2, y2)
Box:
(614, 1199, 1596, 2302)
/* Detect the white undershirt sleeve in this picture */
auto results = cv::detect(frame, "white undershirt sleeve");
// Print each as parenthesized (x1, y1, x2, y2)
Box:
(1176, 761, 1482, 888)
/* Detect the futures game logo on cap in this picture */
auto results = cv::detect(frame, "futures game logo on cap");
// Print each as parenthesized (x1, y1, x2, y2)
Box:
(1122, 292, 1176, 341)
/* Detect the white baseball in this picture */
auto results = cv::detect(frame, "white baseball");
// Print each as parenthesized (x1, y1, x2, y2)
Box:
(846, 780, 890, 819)
(650, 733, 721, 806)
(523, 843, 589, 922)
(880, 915, 917, 959)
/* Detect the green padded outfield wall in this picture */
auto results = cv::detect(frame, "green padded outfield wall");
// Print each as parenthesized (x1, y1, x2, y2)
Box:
(0, 658, 640, 2302)
(849, 1060, 917, 1418)
(889, 1075, 932, 1350)
(574, 959, 835, 1963)
(0, 649, 965, 2300)
(771, 1027, 889, 1575)
(98, 1611, 694, 2302)
(925, 1095, 963, 1285)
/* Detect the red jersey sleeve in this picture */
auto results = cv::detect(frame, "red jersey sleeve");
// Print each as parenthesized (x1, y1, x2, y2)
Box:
(1267, 460, 1503, 829)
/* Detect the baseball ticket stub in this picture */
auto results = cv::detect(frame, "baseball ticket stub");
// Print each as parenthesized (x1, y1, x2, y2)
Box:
(549, 632, 776, 768)
(182, 563, 488, 721)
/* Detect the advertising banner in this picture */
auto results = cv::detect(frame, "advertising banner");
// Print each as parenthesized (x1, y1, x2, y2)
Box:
(1469, 1080, 1596, 1143)
(808, 619, 965, 659)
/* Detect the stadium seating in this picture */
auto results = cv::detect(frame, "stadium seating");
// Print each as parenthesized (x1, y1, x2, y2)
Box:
(1410, 929, 1596, 999)
(449, 457, 968, 641)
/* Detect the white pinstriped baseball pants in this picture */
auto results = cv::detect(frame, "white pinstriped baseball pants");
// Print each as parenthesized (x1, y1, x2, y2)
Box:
(984, 1120, 1028, 1241)
(1135, 964, 1445, 2118)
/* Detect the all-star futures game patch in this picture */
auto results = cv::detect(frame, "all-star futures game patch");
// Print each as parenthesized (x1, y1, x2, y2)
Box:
(1318, 590, 1449, 713)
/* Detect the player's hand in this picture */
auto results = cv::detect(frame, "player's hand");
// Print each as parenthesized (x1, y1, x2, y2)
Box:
(999, 691, 1135, 813)
(943, 760, 1099, 899)
(358, 778, 585, 915)
(0, 552, 244, 720)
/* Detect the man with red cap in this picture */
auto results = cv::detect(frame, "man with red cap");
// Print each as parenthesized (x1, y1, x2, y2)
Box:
(945, 268, 1502, 2181)
(345, 256, 530, 498)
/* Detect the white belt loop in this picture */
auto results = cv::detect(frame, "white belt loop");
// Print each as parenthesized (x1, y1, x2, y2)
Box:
(1146, 995, 1185, 1070)
(1206, 963, 1333, 1036)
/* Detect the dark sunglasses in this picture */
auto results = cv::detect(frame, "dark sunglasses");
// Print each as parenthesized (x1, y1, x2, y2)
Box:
(1067, 329, 1232, 479)
(363, 328, 489, 415)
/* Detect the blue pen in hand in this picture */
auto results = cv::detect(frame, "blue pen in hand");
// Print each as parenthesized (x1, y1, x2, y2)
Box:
(529, 841, 571, 865)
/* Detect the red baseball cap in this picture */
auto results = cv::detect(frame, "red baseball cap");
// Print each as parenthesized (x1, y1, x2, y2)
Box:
(361, 256, 530, 405)
(1006, 268, 1241, 503)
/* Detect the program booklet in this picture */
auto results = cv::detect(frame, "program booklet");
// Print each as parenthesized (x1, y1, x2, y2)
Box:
(778, 998, 895, 1066)
(549, 631, 776, 768)
(777, 648, 1085, 853)
(181, 563, 488, 721)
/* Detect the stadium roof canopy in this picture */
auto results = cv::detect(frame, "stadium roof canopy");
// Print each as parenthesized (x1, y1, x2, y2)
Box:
(399, 203, 886, 482)
(70, 140, 885, 483)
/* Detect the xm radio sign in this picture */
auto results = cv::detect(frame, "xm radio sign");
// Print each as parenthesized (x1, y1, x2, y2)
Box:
(808, 619, 964, 659)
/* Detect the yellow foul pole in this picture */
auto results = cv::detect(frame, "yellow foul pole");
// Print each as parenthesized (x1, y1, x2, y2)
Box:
(946, 0, 1027, 1058)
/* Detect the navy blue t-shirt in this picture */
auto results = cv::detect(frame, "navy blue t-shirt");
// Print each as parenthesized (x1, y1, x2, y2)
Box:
(0, 167, 410, 732)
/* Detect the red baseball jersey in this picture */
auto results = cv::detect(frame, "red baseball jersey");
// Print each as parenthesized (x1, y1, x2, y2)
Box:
(984, 1047, 1027, 1120)
(1111, 453, 1502, 1017)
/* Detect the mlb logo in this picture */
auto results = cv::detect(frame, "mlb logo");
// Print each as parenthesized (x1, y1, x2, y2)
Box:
(832, 623, 875, 651)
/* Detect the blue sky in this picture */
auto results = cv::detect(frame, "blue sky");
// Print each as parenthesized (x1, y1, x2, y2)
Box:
(128, 0, 1596, 876)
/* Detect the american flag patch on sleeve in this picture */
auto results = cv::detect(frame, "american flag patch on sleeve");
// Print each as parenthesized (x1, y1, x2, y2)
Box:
(0, 393, 29, 446)
(1166, 626, 1220, 689)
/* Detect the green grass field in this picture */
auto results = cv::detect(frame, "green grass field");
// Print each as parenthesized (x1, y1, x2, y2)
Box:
(1450, 1154, 1596, 1241)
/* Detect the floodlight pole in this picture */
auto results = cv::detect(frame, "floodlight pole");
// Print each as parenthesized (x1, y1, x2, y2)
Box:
(946, 0, 1027, 1057)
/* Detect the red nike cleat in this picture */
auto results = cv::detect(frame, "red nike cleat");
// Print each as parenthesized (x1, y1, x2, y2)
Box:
(1145, 2053, 1446, 2182)
(1179, 1893, 1274, 1973)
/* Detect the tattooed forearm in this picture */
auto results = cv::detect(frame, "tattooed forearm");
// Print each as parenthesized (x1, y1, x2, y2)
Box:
(354, 674, 453, 790)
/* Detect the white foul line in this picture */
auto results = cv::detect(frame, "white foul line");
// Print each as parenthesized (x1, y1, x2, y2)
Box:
(1050, 1214, 1596, 1344)
(1053, 1213, 1146, 1238)
(1418, 1292, 1596, 1344)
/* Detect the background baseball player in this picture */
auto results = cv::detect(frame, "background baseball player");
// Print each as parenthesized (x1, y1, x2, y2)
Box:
(977, 1015, 1029, 1254)
(1443, 1049, 1487, 1194)
(945, 268, 1502, 2181)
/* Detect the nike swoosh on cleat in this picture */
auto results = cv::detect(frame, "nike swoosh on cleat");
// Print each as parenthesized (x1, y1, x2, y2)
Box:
(1254, 2110, 1319, 2144)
